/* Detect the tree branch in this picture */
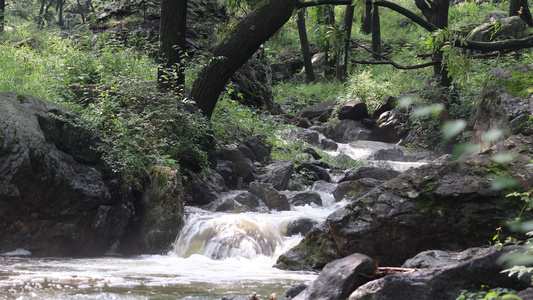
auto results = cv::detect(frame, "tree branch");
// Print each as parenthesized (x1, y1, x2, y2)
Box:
(352, 40, 440, 69)
(297, 0, 438, 31)
(456, 35, 533, 51)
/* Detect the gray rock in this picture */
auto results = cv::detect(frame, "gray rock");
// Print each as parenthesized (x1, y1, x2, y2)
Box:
(402, 247, 486, 268)
(470, 16, 527, 42)
(294, 253, 376, 300)
(216, 160, 242, 189)
(0, 92, 135, 256)
(321, 138, 338, 150)
(296, 162, 331, 182)
(333, 180, 371, 201)
(296, 99, 337, 121)
(333, 120, 371, 143)
(349, 246, 531, 300)
(218, 148, 255, 183)
(285, 218, 319, 236)
(232, 191, 269, 213)
(248, 182, 290, 211)
(340, 165, 400, 182)
(244, 135, 272, 163)
(483, 10, 507, 23)
(189, 169, 227, 206)
(288, 191, 323, 207)
(372, 96, 397, 119)
(279, 283, 308, 300)
(276, 135, 533, 270)
(338, 99, 369, 121)
(470, 66, 533, 151)
(256, 161, 294, 191)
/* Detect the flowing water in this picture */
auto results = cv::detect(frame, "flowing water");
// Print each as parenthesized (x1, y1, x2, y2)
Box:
(0, 200, 347, 300)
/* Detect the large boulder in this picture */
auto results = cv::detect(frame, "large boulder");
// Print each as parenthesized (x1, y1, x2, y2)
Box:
(333, 120, 371, 143)
(469, 16, 527, 42)
(293, 253, 376, 300)
(255, 161, 294, 191)
(470, 66, 533, 150)
(349, 246, 531, 300)
(275, 134, 533, 270)
(248, 182, 290, 211)
(135, 166, 185, 254)
(337, 99, 369, 121)
(0, 92, 136, 256)
(296, 99, 337, 122)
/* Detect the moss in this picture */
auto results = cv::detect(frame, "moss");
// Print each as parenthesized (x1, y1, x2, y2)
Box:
(496, 70, 533, 98)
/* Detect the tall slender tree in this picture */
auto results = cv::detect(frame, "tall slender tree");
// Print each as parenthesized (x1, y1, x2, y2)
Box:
(0, 0, 5, 33)
(158, 0, 188, 91)
(297, 8, 316, 82)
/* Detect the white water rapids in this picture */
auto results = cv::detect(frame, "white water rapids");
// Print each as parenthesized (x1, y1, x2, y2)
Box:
(0, 200, 347, 300)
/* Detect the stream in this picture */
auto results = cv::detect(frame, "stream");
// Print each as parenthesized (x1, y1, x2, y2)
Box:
(0, 139, 427, 300)
(0, 201, 347, 300)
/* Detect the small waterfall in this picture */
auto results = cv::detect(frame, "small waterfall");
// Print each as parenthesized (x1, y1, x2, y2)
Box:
(173, 212, 285, 260)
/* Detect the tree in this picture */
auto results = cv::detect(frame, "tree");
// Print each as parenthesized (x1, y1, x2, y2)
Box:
(297, 8, 316, 82)
(158, 0, 188, 91)
(0, 0, 5, 33)
(190, 0, 299, 119)
(338, 5, 355, 80)
(510, 0, 533, 26)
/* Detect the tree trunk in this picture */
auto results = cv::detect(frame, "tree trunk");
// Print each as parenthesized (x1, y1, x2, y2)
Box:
(371, 4, 381, 59)
(338, 5, 355, 80)
(415, 0, 451, 86)
(77, 0, 86, 24)
(0, 0, 5, 33)
(361, 4, 372, 34)
(510, 0, 533, 26)
(190, 0, 299, 119)
(297, 8, 315, 82)
(57, 0, 65, 27)
(158, 0, 188, 91)
(324, 5, 336, 78)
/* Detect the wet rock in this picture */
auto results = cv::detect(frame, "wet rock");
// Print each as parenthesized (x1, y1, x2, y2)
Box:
(340, 165, 400, 182)
(216, 160, 242, 189)
(244, 135, 272, 163)
(232, 191, 269, 213)
(338, 99, 369, 121)
(0, 92, 136, 256)
(310, 180, 338, 194)
(333, 180, 371, 201)
(248, 182, 290, 211)
(294, 253, 376, 300)
(309, 125, 335, 140)
(349, 246, 531, 300)
(296, 99, 337, 121)
(237, 143, 256, 161)
(188, 169, 227, 206)
(320, 138, 338, 150)
(333, 120, 371, 143)
(218, 148, 255, 184)
(138, 166, 185, 253)
(301, 147, 322, 160)
(371, 147, 405, 161)
(296, 162, 331, 182)
(276, 135, 533, 270)
(279, 283, 308, 300)
(285, 218, 319, 236)
(294, 117, 313, 128)
(255, 161, 294, 191)
(287, 191, 323, 207)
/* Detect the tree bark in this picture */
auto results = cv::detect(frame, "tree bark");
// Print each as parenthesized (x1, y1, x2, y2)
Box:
(158, 0, 188, 90)
(361, 4, 372, 34)
(371, 4, 381, 59)
(0, 0, 5, 33)
(190, 0, 299, 119)
(324, 5, 336, 78)
(338, 5, 355, 80)
(297, 8, 315, 82)
(510, 0, 533, 26)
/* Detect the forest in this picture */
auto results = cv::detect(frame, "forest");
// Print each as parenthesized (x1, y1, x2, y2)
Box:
(1, 0, 533, 299)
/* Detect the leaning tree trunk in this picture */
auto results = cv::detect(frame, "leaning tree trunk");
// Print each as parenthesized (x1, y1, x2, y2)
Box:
(190, 0, 299, 119)
(297, 8, 316, 82)
(158, 0, 188, 91)
(0, 0, 5, 33)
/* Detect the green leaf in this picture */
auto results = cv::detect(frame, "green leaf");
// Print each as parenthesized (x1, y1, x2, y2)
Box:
(452, 142, 480, 160)
(412, 103, 445, 118)
(491, 152, 518, 164)
(442, 120, 466, 142)
(490, 176, 519, 191)
(483, 129, 504, 143)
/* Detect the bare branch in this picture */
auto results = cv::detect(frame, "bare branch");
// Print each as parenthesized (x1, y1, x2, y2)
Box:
(457, 35, 533, 51)
(352, 40, 440, 69)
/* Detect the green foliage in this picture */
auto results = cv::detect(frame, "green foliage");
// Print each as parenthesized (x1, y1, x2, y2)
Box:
(456, 287, 521, 300)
